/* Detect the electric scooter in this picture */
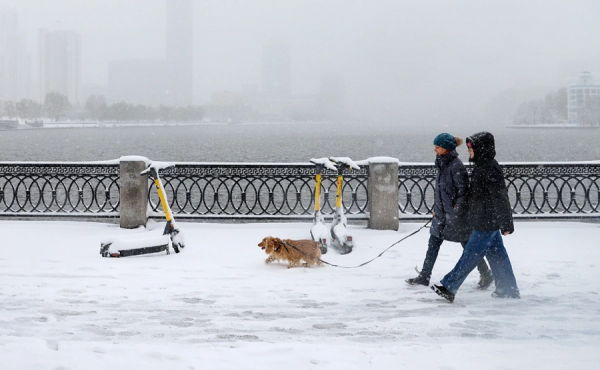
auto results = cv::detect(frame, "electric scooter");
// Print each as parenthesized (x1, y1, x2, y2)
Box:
(100, 163, 185, 257)
(309, 158, 337, 254)
(328, 157, 360, 255)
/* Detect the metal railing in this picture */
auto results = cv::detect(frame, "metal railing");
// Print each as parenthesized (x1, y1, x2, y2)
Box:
(148, 163, 369, 220)
(397, 162, 600, 220)
(0, 161, 598, 220)
(0, 162, 119, 217)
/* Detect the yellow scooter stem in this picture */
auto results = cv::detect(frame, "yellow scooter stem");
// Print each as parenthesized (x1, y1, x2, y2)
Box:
(335, 175, 343, 209)
(314, 174, 321, 212)
(154, 177, 173, 223)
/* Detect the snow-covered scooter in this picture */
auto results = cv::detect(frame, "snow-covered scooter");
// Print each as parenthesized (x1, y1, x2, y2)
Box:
(309, 158, 337, 254)
(328, 157, 360, 255)
(100, 163, 185, 257)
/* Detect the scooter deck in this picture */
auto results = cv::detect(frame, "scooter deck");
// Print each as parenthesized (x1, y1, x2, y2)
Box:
(333, 241, 353, 255)
(330, 234, 353, 254)
(331, 223, 353, 254)
(117, 244, 170, 257)
(100, 242, 170, 258)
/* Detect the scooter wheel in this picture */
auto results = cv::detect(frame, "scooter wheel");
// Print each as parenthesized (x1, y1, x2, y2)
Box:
(173, 244, 180, 253)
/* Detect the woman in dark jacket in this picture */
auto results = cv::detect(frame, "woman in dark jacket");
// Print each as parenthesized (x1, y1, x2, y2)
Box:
(406, 133, 493, 288)
(431, 131, 520, 303)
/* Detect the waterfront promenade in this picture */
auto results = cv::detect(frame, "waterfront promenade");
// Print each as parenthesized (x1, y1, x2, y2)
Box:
(0, 219, 598, 369)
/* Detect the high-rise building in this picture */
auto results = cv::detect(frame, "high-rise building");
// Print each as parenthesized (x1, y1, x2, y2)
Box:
(0, 8, 32, 102)
(108, 0, 193, 107)
(318, 73, 345, 118)
(166, 0, 194, 106)
(262, 40, 291, 98)
(38, 29, 81, 104)
(108, 59, 169, 106)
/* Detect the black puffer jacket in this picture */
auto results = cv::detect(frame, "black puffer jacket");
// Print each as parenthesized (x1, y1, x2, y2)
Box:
(430, 150, 472, 242)
(466, 132, 514, 234)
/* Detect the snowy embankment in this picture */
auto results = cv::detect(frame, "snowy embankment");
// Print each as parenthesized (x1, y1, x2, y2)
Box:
(0, 220, 598, 369)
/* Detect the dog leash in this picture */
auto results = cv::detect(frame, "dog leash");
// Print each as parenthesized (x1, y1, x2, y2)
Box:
(275, 242, 290, 253)
(282, 219, 432, 269)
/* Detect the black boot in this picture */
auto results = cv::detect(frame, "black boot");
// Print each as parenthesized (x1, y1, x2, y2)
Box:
(405, 274, 429, 286)
(431, 284, 455, 303)
(477, 271, 494, 290)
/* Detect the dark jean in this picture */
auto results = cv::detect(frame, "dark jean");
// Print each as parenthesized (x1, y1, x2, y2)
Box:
(440, 230, 519, 295)
(421, 234, 490, 280)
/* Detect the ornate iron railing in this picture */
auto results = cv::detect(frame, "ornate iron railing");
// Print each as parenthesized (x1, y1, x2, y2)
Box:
(0, 161, 598, 221)
(148, 163, 369, 220)
(397, 162, 600, 220)
(0, 162, 120, 217)
(504, 163, 599, 218)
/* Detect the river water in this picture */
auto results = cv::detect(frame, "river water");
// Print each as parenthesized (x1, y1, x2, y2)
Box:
(0, 122, 598, 163)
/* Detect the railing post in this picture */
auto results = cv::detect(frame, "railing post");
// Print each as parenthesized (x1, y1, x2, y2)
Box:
(367, 157, 399, 230)
(119, 159, 148, 228)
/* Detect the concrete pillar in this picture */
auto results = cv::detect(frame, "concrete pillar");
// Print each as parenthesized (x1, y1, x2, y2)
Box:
(367, 158, 399, 230)
(119, 160, 148, 228)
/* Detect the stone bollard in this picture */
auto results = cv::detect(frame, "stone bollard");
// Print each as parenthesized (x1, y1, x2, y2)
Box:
(367, 157, 399, 230)
(119, 159, 148, 229)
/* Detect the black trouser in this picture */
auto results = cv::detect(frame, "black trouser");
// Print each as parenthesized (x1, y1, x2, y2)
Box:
(421, 234, 490, 279)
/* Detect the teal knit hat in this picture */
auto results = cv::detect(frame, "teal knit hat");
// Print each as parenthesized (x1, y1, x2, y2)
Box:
(433, 133, 457, 151)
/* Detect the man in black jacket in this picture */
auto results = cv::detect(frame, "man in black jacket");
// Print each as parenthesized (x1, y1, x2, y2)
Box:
(406, 133, 493, 288)
(431, 132, 520, 303)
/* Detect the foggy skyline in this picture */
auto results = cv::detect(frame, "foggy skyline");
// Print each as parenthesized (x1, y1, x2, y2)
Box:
(3, 0, 600, 124)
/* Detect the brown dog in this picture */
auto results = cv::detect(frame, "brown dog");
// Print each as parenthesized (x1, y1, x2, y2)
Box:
(258, 236, 323, 268)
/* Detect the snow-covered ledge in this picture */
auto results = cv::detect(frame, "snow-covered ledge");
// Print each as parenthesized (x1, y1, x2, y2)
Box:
(119, 156, 150, 229)
(358, 157, 400, 231)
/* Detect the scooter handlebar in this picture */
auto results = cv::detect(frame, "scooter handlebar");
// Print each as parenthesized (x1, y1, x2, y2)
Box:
(329, 157, 361, 171)
(310, 157, 337, 171)
(140, 163, 176, 178)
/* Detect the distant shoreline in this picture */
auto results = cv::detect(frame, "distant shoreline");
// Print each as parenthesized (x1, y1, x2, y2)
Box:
(9, 120, 332, 130)
(507, 124, 600, 129)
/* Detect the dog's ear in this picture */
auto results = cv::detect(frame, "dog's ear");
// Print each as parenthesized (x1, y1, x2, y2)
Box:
(272, 237, 281, 245)
(258, 237, 267, 247)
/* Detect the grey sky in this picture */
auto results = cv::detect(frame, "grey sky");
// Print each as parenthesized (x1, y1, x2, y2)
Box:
(5, 0, 600, 123)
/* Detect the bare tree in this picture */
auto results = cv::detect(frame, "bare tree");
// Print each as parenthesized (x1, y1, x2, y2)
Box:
(512, 88, 568, 125)
(2, 101, 17, 118)
(44, 92, 71, 121)
(16, 99, 42, 120)
(84, 95, 107, 121)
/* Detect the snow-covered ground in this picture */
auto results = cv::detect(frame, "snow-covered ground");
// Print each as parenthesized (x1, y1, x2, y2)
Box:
(1, 219, 598, 369)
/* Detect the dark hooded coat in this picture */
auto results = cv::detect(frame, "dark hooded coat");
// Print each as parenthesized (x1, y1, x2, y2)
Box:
(430, 149, 472, 242)
(466, 132, 514, 234)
